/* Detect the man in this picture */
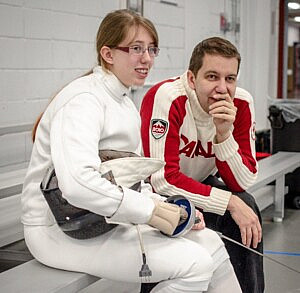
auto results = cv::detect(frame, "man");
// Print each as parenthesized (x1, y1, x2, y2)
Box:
(140, 37, 264, 293)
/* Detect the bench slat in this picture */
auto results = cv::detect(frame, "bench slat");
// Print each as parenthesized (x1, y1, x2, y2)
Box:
(0, 194, 23, 247)
(0, 259, 99, 293)
(248, 151, 300, 221)
(0, 168, 27, 199)
(248, 151, 300, 192)
(252, 185, 274, 211)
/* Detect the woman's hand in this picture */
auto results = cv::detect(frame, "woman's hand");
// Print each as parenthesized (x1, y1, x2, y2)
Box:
(192, 209, 205, 230)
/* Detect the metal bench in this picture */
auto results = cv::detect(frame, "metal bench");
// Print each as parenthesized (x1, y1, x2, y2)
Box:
(0, 259, 99, 293)
(0, 168, 27, 199)
(0, 193, 23, 247)
(1, 151, 300, 292)
(248, 151, 300, 221)
(0, 167, 101, 292)
(0, 168, 27, 246)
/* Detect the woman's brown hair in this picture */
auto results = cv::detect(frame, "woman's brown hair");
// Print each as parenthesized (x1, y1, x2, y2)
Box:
(32, 9, 158, 142)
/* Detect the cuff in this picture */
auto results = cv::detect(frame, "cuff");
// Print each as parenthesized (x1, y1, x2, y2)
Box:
(213, 133, 239, 161)
(107, 187, 155, 225)
(203, 187, 231, 215)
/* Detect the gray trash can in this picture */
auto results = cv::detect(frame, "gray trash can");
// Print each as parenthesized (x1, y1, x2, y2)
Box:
(268, 99, 300, 208)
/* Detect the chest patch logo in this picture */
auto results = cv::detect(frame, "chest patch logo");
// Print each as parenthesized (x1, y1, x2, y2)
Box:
(151, 119, 168, 139)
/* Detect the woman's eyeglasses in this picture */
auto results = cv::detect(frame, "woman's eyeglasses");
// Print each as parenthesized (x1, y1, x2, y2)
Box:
(114, 45, 160, 57)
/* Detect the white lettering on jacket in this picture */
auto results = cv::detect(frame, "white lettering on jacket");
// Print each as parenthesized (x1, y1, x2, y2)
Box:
(179, 134, 215, 158)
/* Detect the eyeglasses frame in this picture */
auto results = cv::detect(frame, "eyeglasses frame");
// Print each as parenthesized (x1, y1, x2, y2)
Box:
(113, 46, 160, 57)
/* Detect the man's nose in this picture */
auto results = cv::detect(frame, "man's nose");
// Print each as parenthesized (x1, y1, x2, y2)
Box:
(215, 78, 227, 94)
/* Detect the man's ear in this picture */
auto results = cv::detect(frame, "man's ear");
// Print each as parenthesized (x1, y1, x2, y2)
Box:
(187, 70, 196, 90)
(100, 46, 114, 65)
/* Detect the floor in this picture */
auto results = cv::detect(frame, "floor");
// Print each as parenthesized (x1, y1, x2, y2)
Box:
(0, 205, 299, 292)
(262, 205, 300, 293)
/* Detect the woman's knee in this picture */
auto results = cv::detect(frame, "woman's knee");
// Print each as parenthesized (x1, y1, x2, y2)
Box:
(188, 243, 214, 278)
(184, 228, 225, 256)
(172, 240, 214, 279)
(190, 253, 214, 282)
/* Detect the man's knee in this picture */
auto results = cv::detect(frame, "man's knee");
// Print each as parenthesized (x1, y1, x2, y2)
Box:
(202, 176, 260, 215)
(235, 191, 258, 210)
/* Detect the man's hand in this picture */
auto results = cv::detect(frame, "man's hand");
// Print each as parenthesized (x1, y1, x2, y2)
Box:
(227, 195, 262, 248)
(209, 93, 237, 143)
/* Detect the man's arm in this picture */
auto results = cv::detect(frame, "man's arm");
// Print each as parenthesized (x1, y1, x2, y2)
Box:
(208, 87, 261, 247)
(213, 87, 258, 192)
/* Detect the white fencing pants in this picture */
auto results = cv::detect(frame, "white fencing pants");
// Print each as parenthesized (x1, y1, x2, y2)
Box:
(24, 224, 241, 292)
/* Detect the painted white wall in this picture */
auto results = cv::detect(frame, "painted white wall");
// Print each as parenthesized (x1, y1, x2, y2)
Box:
(0, 0, 280, 171)
(288, 25, 299, 46)
(185, 0, 241, 66)
(239, 0, 279, 131)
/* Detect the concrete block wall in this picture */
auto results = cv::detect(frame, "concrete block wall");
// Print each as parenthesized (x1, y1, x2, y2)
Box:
(0, 0, 279, 172)
(0, 0, 120, 171)
(133, 0, 241, 109)
(132, 0, 186, 108)
(0, 0, 189, 171)
(144, 0, 185, 83)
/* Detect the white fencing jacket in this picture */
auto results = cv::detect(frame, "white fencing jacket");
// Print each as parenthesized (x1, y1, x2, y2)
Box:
(22, 66, 164, 227)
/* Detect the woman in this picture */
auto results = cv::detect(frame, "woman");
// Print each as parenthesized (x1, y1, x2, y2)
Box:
(22, 9, 241, 293)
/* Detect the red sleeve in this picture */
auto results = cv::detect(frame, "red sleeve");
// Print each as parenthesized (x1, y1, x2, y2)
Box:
(216, 98, 257, 192)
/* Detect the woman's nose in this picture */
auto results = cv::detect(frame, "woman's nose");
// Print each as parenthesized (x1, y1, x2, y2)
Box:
(141, 49, 152, 63)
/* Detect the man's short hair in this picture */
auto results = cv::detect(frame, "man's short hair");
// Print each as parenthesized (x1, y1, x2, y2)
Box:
(188, 37, 241, 76)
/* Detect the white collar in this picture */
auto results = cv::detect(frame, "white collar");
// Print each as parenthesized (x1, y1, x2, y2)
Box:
(180, 71, 213, 125)
(93, 66, 130, 102)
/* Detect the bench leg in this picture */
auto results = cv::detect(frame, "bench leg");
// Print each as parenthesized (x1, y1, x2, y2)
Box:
(273, 175, 285, 222)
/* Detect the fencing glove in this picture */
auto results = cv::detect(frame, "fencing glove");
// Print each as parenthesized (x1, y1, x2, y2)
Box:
(148, 200, 188, 235)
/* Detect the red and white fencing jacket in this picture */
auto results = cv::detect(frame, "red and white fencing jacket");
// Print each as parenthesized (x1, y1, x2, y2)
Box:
(140, 72, 258, 215)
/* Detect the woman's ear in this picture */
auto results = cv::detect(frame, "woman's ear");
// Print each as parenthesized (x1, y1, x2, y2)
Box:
(100, 46, 114, 65)
(187, 70, 196, 90)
